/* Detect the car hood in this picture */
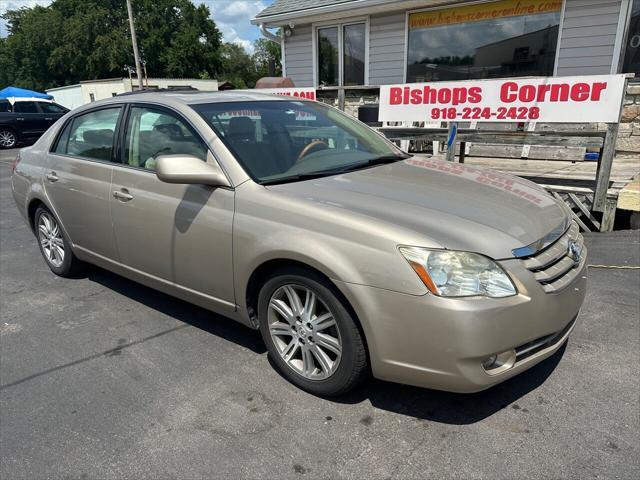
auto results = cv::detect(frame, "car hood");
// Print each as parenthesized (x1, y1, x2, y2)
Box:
(267, 157, 569, 259)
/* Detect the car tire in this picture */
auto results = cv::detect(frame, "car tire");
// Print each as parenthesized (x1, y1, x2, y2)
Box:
(0, 128, 17, 149)
(34, 206, 83, 277)
(258, 267, 368, 396)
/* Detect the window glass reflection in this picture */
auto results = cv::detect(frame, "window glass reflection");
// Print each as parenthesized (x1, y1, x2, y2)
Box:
(343, 24, 365, 85)
(407, 12, 560, 82)
(318, 27, 339, 86)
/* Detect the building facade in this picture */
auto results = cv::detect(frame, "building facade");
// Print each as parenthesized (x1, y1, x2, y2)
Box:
(253, 0, 639, 88)
(46, 78, 219, 110)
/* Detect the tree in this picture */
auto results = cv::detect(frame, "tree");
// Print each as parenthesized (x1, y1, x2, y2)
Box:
(216, 37, 282, 89)
(253, 37, 281, 78)
(218, 42, 254, 88)
(0, 0, 222, 90)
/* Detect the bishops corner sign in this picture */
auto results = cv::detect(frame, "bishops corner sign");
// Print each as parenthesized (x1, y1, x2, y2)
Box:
(378, 74, 627, 124)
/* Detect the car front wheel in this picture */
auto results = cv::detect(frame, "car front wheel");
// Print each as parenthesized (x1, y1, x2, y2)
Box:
(258, 267, 368, 396)
(0, 128, 17, 149)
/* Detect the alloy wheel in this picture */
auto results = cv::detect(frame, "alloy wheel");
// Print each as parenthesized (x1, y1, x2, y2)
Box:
(37, 212, 65, 268)
(0, 130, 16, 148)
(268, 284, 342, 380)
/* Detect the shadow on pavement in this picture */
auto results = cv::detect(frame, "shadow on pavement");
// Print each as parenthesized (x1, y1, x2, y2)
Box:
(86, 265, 266, 355)
(87, 264, 565, 425)
(333, 343, 566, 424)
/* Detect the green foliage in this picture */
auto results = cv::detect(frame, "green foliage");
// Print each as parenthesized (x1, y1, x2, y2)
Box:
(1, 0, 285, 91)
(217, 38, 282, 89)
(0, 0, 222, 90)
(253, 37, 282, 79)
(219, 42, 253, 89)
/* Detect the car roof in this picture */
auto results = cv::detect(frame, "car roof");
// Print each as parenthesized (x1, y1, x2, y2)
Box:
(115, 90, 297, 105)
(66, 90, 314, 117)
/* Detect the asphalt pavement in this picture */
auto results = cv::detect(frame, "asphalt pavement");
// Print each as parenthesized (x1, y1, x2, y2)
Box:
(1, 147, 638, 479)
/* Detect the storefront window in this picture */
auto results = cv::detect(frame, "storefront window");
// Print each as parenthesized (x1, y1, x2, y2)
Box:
(407, 0, 562, 82)
(621, 0, 640, 75)
(317, 22, 365, 86)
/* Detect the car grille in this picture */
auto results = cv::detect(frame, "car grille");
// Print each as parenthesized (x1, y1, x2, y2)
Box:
(521, 221, 586, 293)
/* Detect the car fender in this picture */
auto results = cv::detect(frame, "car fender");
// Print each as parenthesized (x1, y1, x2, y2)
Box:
(232, 183, 430, 321)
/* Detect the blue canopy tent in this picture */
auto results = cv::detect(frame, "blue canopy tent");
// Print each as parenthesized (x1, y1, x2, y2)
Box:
(0, 86, 53, 99)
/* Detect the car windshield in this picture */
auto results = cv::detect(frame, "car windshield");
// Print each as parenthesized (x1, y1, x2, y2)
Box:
(193, 100, 408, 184)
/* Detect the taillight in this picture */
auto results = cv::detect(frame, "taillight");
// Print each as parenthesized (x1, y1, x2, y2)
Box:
(11, 151, 20, 173)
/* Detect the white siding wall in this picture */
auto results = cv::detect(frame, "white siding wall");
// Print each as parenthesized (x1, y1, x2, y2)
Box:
(284, 24, 314, 87)
(46, 85, 83, 110)
(281, 0, 627, 85)
(556, 0, 623, 76)
(369, 12, 406, 85)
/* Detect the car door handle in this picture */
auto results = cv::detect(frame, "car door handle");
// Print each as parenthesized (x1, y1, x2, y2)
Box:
(45, 172, 59, 182)
(16, 117, 25, 121)
(44, 117, 53, 121)
(113, 189, 134, 201)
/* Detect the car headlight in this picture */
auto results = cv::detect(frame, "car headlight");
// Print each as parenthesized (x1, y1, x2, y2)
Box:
(399, 247, 517, 298)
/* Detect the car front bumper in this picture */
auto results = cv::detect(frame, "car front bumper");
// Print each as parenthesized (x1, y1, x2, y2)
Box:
(334, 255, 587, 393)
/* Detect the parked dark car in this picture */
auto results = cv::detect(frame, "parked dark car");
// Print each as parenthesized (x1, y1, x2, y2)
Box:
(0, 98, 69, 149)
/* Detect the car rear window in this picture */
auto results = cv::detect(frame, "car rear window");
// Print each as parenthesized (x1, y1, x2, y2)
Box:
(53, 107, 121, 162)
(39, 103, 68, 114)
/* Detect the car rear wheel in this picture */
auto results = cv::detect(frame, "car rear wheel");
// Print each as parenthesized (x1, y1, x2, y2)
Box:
(35, 206, 83, 277)
(258, 267, 368, 396)
(0, 128, 17, 149)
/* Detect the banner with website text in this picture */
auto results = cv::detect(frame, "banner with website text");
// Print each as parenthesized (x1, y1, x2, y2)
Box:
(408, 0, 562, 29)
(378, 75, 627, 123)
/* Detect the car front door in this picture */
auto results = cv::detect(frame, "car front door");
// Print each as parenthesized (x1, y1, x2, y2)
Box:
(110, 104, 235, 312)
(44, 106, 123, 260)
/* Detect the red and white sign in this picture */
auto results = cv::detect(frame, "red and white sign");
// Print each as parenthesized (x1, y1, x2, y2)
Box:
(379, 75, 626, 123)
(251, 87, 316, 100)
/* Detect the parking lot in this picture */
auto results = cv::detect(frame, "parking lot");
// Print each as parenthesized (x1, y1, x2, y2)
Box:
(0, 147, 638, 479)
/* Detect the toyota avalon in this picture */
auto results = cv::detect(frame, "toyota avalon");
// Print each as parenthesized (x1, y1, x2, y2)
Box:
(11, 91, 587, 396)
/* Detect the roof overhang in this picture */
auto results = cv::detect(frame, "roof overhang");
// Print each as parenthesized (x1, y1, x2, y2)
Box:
(252, 0, 466, 26)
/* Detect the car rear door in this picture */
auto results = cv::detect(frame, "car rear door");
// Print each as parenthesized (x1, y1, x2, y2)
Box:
(13, 101, 47, 138)
(38, 102, 69, 130)
(110, 104, 235, 312)
(44, 106, 123, 261)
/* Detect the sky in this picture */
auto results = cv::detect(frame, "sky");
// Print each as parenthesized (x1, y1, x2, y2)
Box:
(0, 0, 274, 53)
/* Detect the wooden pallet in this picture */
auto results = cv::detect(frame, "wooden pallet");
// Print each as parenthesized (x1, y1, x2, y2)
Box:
(540, 185, 616, 232)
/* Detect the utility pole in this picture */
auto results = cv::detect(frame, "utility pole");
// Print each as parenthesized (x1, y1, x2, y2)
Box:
(125, 0, 144, 90)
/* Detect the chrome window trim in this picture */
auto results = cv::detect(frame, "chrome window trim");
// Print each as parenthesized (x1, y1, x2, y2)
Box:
(511, 217, 572, 258)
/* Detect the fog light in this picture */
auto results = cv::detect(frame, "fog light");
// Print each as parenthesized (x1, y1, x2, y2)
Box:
(482, 355, 498, 369)
(482, 349, 516, 375)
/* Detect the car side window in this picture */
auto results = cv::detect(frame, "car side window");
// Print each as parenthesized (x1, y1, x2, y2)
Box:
(0, 100, 10, 112)
(39, 103, 68, 114)
(124, 106, 208, 171)
(54, 107, 121, 162)
(14, 102, 39, 113)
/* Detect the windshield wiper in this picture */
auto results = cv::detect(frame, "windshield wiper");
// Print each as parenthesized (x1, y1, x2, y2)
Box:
(330, 154, 410, 174)
(259, 171, 337, 185)
(259, 154, 410, 186)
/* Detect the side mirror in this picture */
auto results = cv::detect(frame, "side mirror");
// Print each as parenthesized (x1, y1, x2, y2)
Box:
(155, 154, 231, 187)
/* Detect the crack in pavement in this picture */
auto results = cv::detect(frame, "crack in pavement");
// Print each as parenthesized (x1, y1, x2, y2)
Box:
(0, 323, 191, 390)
